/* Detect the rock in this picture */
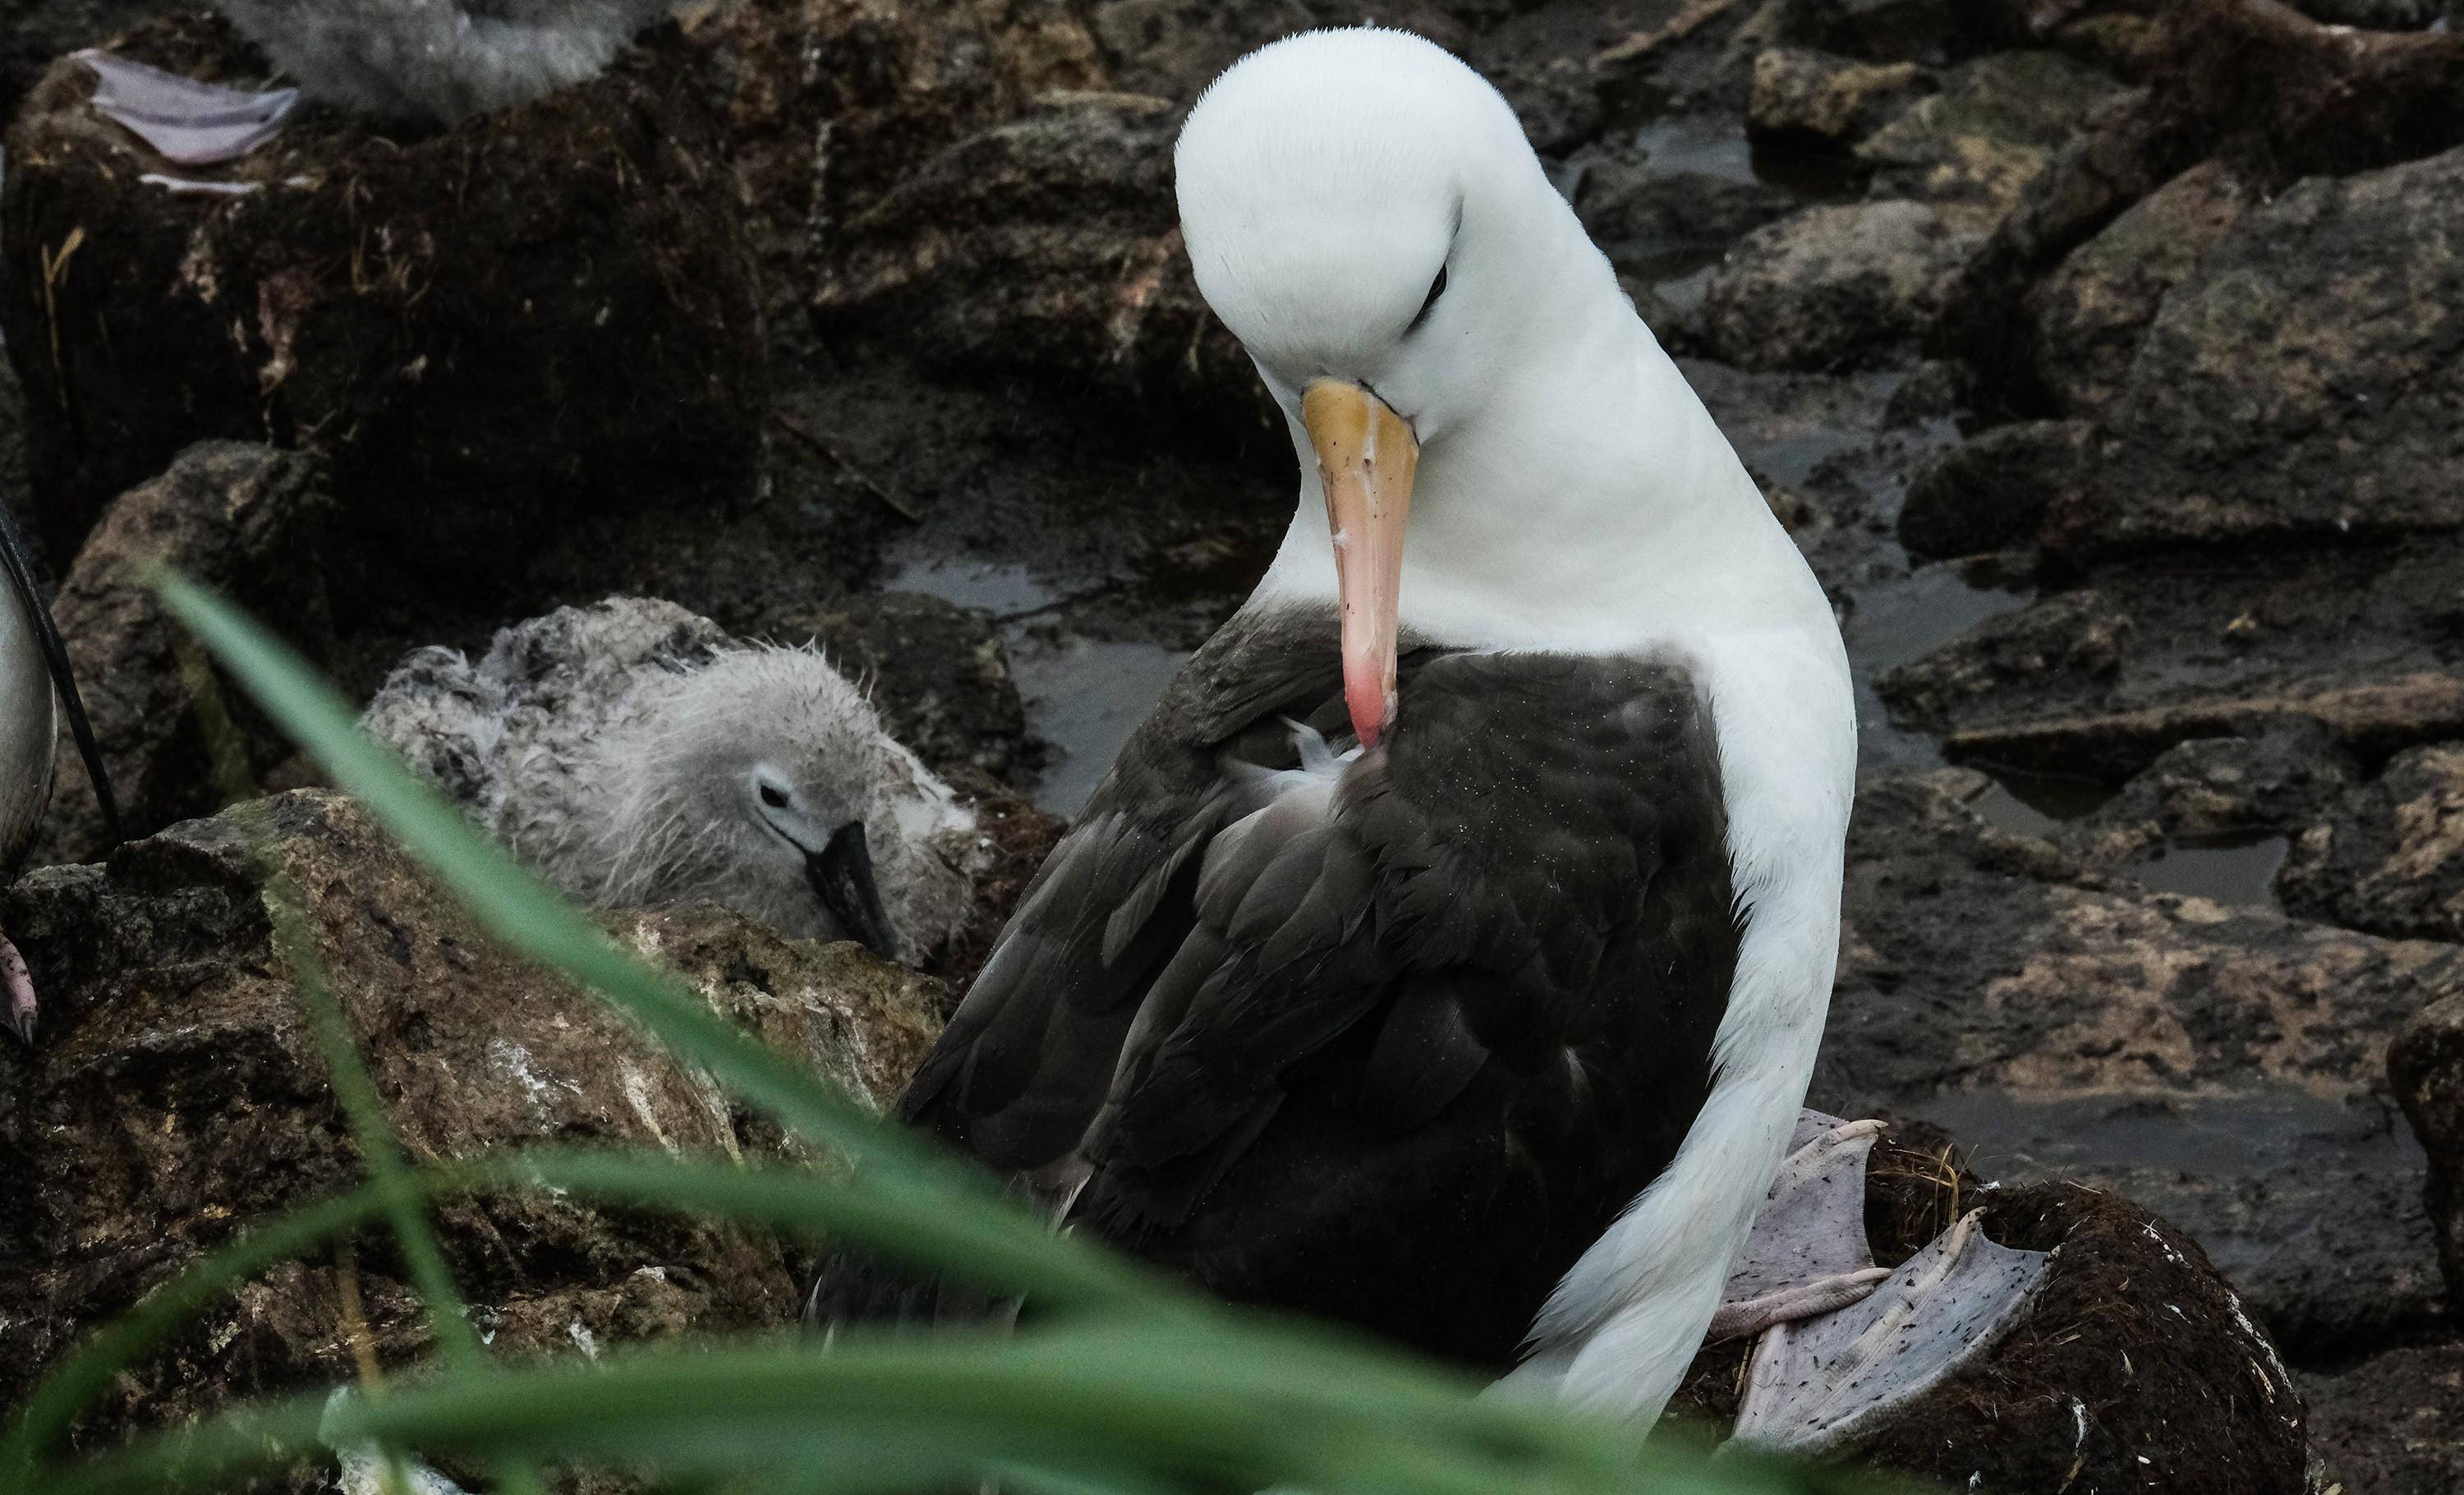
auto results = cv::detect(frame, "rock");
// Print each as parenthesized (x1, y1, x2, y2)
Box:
(805, 0, 1116, 230)
(2393, 992, 2464, 1298)
(771, 590, 1033, 781)
(2063, 723, 2357, 868)
(1820, 769, 2457, 1351)
(0, 15, 765, 599)
(1877, 587, 2131, 730)
(2022, 159, 2255, 415)
(30, 442, 333, 868)
(1896, 417, 2089, 559)
(809, 92, 1264, 436)
(2301, 1341, 2464, 1495)
(2048, 143, 2464, 564)
(0, 789, 945, 1464)
(2296, 0, 2448, 25)
(1856, 49, 2119, 218)
(1571, 135, 1800, 280)
(1701, 200, 1988, 370)
(1760, 0, 1970, 68)
(1878, 356, 1974, 427)
(1879, 537, 2464, 780)
(2279, 744, 2464, 942)
(1677, 1120, 2308, 1493)
(1745, 46, 1928, 146)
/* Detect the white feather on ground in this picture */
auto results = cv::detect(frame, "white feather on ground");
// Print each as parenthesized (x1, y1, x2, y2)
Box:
(361, 597, 981, 964)
(213, 0, 680, 124)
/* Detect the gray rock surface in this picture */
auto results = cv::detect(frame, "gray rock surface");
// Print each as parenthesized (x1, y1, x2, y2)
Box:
(2280, 744, 2464, 944)
(2301, 1341, 2464, 1495)
(2050, 144, 2464, 564)
(1821, 770, 2454, 1352)
(1703, 200, 1988, 370)
(1880, 538, 2464, 781)
(0, 789, 945, 1474)
(2022, 159, 2255, 416)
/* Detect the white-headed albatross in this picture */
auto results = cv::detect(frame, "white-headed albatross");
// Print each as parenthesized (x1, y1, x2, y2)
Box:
(814, 27, 1858, 1431)
(1, 504, 118, 1046)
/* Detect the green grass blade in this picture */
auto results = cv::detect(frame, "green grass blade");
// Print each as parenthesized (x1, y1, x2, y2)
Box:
(4, 1138, 1198, 1478)
(29, 1328, 1859, 1495)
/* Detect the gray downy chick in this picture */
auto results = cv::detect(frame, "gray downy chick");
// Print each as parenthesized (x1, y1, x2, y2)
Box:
(361, 597, 981, 965)
(212, 0, 680, 126)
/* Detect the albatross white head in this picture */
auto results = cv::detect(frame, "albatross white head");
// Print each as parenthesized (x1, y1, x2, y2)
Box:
(1177, 26, 1828, 749)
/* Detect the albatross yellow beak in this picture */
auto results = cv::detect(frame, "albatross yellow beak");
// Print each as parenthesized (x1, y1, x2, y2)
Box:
(1302, 380, 1420, 749)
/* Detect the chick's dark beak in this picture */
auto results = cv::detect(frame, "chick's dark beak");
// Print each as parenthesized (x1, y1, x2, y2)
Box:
(807, 820, 900, 960)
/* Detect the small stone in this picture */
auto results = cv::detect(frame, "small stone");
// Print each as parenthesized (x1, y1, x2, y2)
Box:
(1747, 46, 1928, 146)
(1701, 200, 1988, 370)
(1897, 418, 2090, 559)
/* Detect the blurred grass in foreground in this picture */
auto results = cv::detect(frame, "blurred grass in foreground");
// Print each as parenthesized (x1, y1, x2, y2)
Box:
(0, 573, 1905, 1495)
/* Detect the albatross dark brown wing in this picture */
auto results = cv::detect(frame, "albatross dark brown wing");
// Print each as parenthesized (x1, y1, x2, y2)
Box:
(888, 610, 1741, 1367)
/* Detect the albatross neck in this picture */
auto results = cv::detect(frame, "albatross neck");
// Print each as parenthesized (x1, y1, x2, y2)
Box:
(1250, 296, 1829, 660)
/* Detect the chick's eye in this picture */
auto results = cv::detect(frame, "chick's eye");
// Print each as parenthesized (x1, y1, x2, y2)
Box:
(760, 784, 790, 809)
(1409, 264, 1448, 332)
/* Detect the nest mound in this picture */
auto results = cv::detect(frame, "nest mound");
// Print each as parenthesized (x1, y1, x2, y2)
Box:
(0, 12, 765, 604)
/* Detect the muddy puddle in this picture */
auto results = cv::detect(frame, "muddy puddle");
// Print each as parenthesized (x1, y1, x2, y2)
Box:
(2127, 830, 2292, 907)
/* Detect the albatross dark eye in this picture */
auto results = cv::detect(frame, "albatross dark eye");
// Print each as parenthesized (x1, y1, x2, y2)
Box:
(760, 784, 790, 809)
(1409, 264, 1448, 332)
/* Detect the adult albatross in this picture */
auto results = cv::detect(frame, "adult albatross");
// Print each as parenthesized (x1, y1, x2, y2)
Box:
(816, 26, 1855, 1431)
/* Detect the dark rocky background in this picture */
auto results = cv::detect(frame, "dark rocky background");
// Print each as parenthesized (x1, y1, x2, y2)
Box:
(6, 0, 2464, 1489)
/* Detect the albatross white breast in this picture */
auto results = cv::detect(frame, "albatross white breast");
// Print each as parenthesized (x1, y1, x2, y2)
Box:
(816, 25, 1854, 1431)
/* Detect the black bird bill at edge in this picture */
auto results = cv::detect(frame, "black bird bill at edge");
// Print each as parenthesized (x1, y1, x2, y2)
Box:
(0, 502, 118, 842)
(806, 818, 899, 960)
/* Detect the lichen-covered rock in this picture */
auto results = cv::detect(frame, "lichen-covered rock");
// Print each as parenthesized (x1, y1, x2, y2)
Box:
(28, 441, 332, 868)
(2279, 743, 2464, 942)
(0, 14, 765, 596)
(1745, 46, 1928, 145)
(1677, 1120, 2309, 1493)
(1821, 769, 2458, 1350)
(0, 789, 944, 1462)
(1877, 587, 2131, 729)
(2022, 159, 2254, 414)
(1896, 416, 2089, 559)
(2049, 142, 2464, 564)
(1702, 200, 1987, 370)
(2062, 723, 2357, 867)
(1855, 48, 2120, 217)
(2301, 1341, 2464, 1495)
